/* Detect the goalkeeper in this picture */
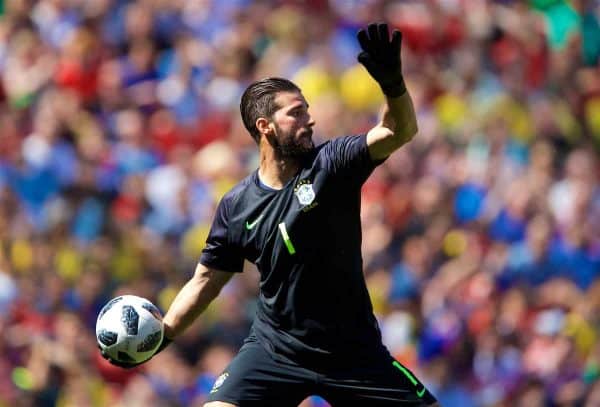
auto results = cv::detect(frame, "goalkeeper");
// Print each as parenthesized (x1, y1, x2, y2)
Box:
(103, 22, 438, 407)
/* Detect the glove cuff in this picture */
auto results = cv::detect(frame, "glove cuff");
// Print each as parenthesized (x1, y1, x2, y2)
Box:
(381, 77, 406, 98)
(156, 336, 173, 354)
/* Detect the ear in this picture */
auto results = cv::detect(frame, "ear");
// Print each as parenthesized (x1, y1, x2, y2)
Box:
(256, 117, 273, 137)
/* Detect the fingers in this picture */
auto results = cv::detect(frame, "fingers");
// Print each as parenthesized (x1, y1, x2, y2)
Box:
(391, 30, 402, 54)
(358, 23, 394, 53)
(356, 22, 404, 96)
(99, 348, 133, 368)
(357, 51, 377, 72)
(378, 23, 390, 44)
(357, 29, 372, 54)
(367, 23, 380, 43)
(367, 23, 382, 54)
(357, 52, 381, 81)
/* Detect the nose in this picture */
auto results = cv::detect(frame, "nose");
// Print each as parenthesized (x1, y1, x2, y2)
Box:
(307, 114, 316, 128)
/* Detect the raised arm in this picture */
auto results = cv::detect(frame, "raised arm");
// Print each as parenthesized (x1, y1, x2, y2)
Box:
(163, 262, 233, 339)
(357, 23, 418, 161)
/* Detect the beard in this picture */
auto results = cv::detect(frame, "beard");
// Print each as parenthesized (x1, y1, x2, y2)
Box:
(272, 125, 314, 159)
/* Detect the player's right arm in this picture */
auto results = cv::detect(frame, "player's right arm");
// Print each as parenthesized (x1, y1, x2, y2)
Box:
(162, 263, 233, 339)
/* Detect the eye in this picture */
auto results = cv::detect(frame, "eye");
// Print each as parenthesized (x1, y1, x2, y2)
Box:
(291, 108, 306, 118)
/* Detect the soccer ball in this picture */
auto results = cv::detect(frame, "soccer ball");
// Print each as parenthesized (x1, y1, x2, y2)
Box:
(96, 295, 164, 364)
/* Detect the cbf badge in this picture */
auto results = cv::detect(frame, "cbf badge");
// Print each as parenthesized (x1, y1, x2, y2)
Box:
(295, 179, 318, 211)
(295, 180, 315, 205)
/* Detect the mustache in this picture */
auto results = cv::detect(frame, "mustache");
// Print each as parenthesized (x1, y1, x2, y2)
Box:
(302, 129, 313, 138)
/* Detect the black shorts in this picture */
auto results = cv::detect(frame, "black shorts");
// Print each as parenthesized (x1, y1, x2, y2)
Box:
(205, 340, 437, 406)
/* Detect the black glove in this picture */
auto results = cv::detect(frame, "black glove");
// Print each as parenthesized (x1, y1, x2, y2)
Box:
(357, 23, 406, 98)
(99, 336, 172, 369)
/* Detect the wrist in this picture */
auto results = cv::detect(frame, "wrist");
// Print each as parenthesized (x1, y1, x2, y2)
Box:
(380, 77, 406, 98)
(156, 336, 172, 354)
(163, 321, 177, 340)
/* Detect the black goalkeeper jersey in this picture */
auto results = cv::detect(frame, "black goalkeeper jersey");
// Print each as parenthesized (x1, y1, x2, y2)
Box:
(199, 134, 388, 368)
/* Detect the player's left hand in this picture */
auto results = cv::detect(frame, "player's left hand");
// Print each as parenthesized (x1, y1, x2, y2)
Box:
(98, 336, 172, 369)
(357, 23, 406, 97)
(98, 345, 142, 369)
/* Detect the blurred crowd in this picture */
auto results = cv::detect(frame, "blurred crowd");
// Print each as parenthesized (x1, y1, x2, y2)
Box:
(0, 0, 599, 406)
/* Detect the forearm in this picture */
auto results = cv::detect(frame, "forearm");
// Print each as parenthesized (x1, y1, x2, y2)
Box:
(380, 91, 418, 145)
(162, 264, 232, 339)
(367, 90, 418, 160)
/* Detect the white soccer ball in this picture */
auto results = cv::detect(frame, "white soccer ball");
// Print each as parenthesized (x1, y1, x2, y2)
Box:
(96, 295, 164, 364)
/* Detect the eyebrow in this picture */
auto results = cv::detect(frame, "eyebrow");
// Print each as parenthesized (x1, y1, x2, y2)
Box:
(288, 102, 309, 112)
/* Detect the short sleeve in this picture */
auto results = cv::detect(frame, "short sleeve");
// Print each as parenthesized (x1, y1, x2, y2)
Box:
(324, 134, 384, 186)
(199, 195, 244, 273)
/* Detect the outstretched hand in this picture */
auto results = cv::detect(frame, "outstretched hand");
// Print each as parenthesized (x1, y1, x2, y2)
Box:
(357, 23, 406, 98)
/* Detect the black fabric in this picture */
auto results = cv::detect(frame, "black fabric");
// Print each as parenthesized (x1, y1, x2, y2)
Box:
(356, 23, 406, 97)
(200, 135, 385, 369)
(206, 338, 437, 406)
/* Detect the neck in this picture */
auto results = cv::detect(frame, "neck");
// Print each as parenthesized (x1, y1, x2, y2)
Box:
(257, 145, 300, 190)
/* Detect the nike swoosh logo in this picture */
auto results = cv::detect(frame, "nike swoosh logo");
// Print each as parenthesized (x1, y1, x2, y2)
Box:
(391, 360, 427, 398)
(245, 215, 263, 230)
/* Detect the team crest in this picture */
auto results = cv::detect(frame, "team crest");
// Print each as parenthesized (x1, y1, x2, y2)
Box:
(294, 180, 316, 206)
(210, 372, 229, 394)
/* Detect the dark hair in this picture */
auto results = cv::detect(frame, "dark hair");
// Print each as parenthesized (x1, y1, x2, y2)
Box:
(240, 77, 301, 143)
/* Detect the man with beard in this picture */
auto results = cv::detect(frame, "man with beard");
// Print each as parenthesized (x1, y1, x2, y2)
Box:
(102, 23, 438, 407)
